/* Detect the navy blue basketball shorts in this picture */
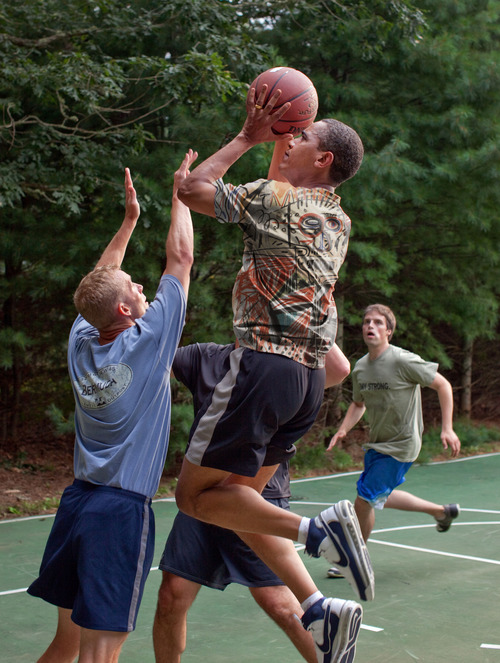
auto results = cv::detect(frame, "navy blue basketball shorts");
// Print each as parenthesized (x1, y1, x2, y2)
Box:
(159, 498, 290, 589)
(184, 347, 325, 476)
(27, 480, 155, 632)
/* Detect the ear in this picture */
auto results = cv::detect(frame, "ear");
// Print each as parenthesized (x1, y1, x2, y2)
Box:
(117, 301, 131, 317)
(315, 150, 334, 170)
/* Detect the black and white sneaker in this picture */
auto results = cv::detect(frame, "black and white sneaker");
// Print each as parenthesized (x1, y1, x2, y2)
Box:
(327, 566, 344, 579)
(436, 503, 460, 532)
(302, 597, 362, 663)
(305, 500, 374, 601)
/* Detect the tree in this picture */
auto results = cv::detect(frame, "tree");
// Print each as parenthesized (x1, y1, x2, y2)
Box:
(262, 0, 500, 417)
(0, 0, 271, 438)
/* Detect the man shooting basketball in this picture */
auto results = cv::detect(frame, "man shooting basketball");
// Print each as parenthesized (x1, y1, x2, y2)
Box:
(175, 84, 371, 663)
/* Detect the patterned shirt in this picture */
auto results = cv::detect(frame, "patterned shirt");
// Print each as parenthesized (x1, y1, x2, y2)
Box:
(214, 178, 351, 368)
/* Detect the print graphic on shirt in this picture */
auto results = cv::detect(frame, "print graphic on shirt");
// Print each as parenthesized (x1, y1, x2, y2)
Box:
(359, 382, 390, 391)
(74, 363, 133, 409)
(217, 179, 350, 366)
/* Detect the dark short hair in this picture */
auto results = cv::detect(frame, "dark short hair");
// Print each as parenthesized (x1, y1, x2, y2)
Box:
(317, 119, 364, 186)
(363, 304, 397, 340)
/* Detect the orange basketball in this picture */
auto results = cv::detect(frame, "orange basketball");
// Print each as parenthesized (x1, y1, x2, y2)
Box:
(249, 67, 318, 135)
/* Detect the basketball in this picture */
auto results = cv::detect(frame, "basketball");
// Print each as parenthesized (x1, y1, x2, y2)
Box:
(249, 67, 318, 135)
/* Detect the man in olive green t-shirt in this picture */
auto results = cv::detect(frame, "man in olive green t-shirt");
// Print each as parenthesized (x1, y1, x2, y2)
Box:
(327, 304, 461, 556)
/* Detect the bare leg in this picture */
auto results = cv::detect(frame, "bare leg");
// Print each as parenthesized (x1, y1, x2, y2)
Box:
(385, 489, 446, 519)
(176, 460, 302, 538)
(175, 460, 319, 603)
(354, 496, 375, 542)
(153, 572, 201, 663)
(37, 607, 80, 663)
(250, 585, 317, 663)
(78, 628, 128, 663)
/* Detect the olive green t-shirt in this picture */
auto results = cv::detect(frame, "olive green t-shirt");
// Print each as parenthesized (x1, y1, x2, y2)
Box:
(352, 345, 438, 462)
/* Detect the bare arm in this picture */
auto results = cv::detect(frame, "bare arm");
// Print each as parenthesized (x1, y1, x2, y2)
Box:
(95, 168, 140, 269)
(267, 140, 290, 182)
(324, 344, 351, 388)
(163, 150, 197, 295)
(326, 400, 366, 451)
(428, 372, 461, 457)
(178, 86, 292, 217)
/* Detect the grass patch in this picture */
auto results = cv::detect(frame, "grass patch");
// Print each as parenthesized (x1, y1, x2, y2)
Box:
(3, 496, 60, 519)
(418, 420, 500, 464)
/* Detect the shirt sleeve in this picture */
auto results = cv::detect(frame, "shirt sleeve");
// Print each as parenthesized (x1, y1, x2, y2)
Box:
(214, 178, 269, 225)
(397, 349, 438, 387)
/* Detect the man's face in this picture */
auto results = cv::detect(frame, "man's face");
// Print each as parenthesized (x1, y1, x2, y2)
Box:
(362, 311, 391, 349)
(279, 121, 326, 184)
(117, 270, 149, 320)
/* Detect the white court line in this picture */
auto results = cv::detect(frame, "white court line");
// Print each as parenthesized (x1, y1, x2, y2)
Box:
(0, 587, 28, 596)
(481, 644, 500, 649)
(2, 452, 500, 525)
(369, 537, 500, 565)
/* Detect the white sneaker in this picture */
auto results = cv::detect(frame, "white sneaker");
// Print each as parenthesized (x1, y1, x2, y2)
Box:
(302, 597, 362, 663)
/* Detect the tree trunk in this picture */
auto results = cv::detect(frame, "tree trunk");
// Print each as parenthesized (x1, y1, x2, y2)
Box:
(460, 337, 473, 419)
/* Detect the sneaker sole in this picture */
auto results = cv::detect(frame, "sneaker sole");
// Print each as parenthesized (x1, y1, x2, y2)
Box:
(324, 600, 363, 663)
(318, 500, 375, 602)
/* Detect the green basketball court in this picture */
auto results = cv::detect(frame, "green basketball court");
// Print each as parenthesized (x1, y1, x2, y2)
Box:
(2, 453, 499, 662)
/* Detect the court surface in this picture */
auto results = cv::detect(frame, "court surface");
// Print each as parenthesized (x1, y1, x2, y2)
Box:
(1, 452, 499, 662)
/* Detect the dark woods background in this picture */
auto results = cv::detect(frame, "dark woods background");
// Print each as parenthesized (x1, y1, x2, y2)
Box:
(1, 0, 499, 457)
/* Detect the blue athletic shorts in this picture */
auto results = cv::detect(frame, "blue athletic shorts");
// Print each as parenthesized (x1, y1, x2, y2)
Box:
(159, 498, 289, 589)
(185, 347, 325, 476)
(356, 449, 413, 509)
(27, 480, 155, 632)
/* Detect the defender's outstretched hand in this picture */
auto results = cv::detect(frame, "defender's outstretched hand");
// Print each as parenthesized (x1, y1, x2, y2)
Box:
(124, 167, 140, 223)
(173, 149, 198, 196)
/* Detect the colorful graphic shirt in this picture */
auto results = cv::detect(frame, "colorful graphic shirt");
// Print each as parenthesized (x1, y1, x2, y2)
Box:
(352, 345, 438, 462)
(214, 178, 351, 368)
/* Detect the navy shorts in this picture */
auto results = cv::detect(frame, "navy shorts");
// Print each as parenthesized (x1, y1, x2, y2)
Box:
(185, 347, 325, 476)
(357, 449, 414, 509)
(159, 498, 289, 589)
(28, 480, 155, 632)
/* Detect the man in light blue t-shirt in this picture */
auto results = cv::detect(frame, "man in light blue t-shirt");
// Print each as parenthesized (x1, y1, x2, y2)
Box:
(28, 151, 196, 663)
(327, 304, 461, 577)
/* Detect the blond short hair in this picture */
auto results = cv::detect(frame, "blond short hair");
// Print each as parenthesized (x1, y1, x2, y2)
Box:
(73, 265, 125, 329)
(364, 304, 397, 340)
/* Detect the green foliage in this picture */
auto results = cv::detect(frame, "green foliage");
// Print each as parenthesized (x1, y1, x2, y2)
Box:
(1, 0, 499, 444)
(165, 400, 193, 471)
(45, 404, 75, 436)
(290, 440, 361, 475)
(418, 420, 500, 462)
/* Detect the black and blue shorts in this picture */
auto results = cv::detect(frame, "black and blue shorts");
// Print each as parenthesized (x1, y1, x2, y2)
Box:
(185, 346, 325, 476)
(159, 498, 290, 589)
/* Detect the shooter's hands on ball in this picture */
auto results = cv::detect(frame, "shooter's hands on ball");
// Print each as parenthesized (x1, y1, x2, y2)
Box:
(243, 85, 293, 145)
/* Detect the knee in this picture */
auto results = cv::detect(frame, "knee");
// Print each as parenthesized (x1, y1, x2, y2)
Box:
(156, 573, 195, 618)
(252, 588, 300, 631)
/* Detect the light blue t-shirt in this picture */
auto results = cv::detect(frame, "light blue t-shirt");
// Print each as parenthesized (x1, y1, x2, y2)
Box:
(68, 275, 186, 497)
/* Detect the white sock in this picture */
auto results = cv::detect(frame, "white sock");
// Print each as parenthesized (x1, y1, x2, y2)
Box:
(297, 516, 310, 544)
(301, 591, 324, 613)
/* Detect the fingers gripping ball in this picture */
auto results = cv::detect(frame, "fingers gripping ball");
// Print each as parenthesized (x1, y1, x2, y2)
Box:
(250, 67, 318, 135)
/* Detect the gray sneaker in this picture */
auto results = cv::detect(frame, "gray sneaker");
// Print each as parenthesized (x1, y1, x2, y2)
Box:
(436, 504, 460, 532)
